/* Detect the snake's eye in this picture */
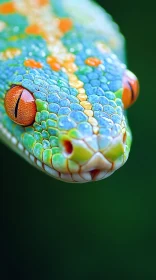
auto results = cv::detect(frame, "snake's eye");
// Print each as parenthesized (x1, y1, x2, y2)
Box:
(122, 70, 139, 109)
(4, 85, 36, 126)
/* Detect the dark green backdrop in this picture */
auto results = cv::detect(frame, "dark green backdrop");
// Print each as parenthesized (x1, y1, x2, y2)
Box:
(2, 0, 156, 279)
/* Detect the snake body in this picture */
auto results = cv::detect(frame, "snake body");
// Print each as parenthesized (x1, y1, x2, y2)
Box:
(0, 0, 139, 183)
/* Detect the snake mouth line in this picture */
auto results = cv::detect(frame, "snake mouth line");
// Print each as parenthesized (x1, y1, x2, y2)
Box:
(0, 123, 115, 183)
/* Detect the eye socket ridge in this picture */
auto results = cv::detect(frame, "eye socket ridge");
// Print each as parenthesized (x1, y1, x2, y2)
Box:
(4, 85, 37, 126)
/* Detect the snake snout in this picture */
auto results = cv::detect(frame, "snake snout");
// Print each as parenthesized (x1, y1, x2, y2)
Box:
(56, 130, 128, 182)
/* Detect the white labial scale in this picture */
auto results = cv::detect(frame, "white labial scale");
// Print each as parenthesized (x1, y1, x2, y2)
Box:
(11, 137, 17, 145)
(30, 154, 35, 163)
(61, 173, 73, 182)
(18, 143, 24, 151)
(44, 164, 59, 178)
(72, 174, 87, 183)
(80, 172, 92, 181)
(24, 150, 29, 156)
(6, 132, 11, 139)
(2, 127, 7, 135)
(95, 171, 108, 181)
(36, 160, 42, 168)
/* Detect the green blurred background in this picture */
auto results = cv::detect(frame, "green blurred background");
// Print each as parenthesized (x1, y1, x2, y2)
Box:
(2, 0, 156, 279)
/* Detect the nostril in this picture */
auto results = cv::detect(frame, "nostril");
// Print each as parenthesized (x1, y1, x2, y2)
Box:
(63, 140, 73, 155)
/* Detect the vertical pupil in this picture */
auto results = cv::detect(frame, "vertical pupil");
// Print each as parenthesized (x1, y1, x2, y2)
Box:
(15, 92, 22, 118)
(127, 81, 135, 102)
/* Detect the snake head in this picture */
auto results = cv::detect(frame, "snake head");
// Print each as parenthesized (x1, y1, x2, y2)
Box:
(0, 0, 139, 183)
(1, 51, 139, 183)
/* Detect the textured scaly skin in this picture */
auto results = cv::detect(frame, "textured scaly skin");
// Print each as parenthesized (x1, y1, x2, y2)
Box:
(0, 0, 133, 183)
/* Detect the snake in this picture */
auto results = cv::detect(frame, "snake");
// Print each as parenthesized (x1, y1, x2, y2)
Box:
(0, 0, 139, 183)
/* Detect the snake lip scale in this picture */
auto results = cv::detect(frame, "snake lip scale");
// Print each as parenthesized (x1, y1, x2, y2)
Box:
(0, 121, 125, 182)
(0, 0, 139, 183)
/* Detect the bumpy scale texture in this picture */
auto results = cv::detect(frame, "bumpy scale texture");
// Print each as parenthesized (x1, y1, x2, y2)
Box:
(0, 0, 136, 183)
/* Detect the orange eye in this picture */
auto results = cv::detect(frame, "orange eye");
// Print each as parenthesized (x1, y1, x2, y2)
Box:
(4, 85, 36, 126)
(122, 70, 139, 109)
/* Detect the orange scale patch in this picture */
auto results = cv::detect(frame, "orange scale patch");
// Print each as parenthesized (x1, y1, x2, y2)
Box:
(25, 24, 43, 35)
(0, 2, 16, 14)
(58, 18, 73, 33)
(24, 59, 43, 69)
(47, 56, 61, 71)
(85, 57, 102, 67)
(34, 0, 49, 6)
